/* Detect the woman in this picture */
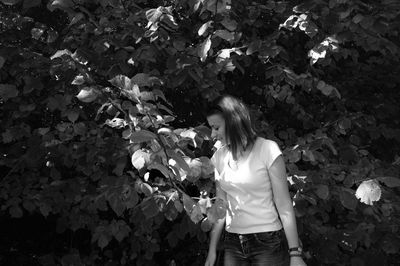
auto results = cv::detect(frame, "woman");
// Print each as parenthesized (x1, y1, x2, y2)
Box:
(204, 95, 306, 266)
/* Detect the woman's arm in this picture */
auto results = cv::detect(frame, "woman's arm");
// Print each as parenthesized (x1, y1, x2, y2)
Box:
(205, 181, 226, 266)
(269, 155, 306, 266)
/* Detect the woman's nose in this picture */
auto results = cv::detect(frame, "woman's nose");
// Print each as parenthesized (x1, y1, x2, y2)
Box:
(211, 130, 217, 139)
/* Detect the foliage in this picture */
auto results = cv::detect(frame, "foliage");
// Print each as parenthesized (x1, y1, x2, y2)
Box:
(1, 0, 400, 265)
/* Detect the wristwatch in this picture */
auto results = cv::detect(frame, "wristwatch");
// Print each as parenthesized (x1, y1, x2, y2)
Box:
(288, 247, 303, 257)
(288, 247, 302, 253)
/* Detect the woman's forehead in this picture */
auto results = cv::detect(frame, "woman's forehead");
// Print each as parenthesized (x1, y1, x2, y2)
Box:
(207, 113, 224, 125)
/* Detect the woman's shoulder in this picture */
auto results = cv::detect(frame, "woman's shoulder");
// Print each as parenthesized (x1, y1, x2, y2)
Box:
(255, 136, 279, 146)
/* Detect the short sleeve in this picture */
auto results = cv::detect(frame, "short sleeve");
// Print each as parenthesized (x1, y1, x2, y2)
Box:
(263, 140, 282, 169)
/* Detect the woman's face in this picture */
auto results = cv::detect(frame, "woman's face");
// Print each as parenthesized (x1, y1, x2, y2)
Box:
(207, 113, 227, 145)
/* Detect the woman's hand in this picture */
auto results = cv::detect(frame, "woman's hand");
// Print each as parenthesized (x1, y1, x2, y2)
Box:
(290, 256, 307, 266)
(204, 250, 217, 266)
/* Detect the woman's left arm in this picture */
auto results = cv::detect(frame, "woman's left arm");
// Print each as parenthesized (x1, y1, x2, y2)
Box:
(269, 155, 306, 266)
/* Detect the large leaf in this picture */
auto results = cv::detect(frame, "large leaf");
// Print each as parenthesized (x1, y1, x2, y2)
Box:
(339, 188, 358, 210)
(377, 176, 400, 188)
(355, 180, 381, 205)
(0, 84, 19, 101)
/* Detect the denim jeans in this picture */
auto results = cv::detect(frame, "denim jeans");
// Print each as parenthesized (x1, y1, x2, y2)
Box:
(223, 230, 289, 266)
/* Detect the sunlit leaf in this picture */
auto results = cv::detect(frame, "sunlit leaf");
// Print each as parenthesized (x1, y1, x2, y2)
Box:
(76, 87, 99, 103)
(198, 36, 211, 62)
(198, 21, 213, 36)
(355, 180, 381, 205)
(50, 49, 72, 60)
(131, 149, 151, 170)
(146, 7, 163, 24)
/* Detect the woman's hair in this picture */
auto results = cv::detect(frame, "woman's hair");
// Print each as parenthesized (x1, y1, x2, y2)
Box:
(207, 95, 257, 159)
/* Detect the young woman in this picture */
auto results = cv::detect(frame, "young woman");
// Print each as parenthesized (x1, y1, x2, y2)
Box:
(204, 95, 306, 266)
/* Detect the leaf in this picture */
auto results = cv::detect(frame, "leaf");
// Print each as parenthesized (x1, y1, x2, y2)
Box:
(97, 233, 111, 249)
(66, 109, 79, 122)
(146, 7, 163, 24)
(131, 149, 150, 170)
(166, 150, 190, 172)
(214, 30, 235, 42)
(39, 203, 52, 217)
(339, 188, 358, 210)
(190, 204, 203, 224)
(71, 74, 86, 85)
(221, 17, 237, 31)
(70, 12, 85, 26)
(23, 0, 41, 9)
(198, 21, 213, 36)
(108, 193, 125, 216)
(182, 193, 196, 214)
(293, 1, 316, 13)
(76, 87, 99, 103)
(0, 56, 5, 69)
(377, 176, 400, 187)
(246, 40, 262, 55)
(316, 81, 341, 98)
(355, 180, 381, 205)
(140, 182, 154, 196)
(141, 198, 159, 218)
(105, 118, 127, 128)
(109, 75, 141, 102)
(198, 36, 211, 62)
(50, 49, 72, 60)
(131, 73, 162, 87)
(315, 184, 329, 199)
(9, 205, 23, 218)
(0, 0, 22, 5)
(48, 0, 73, 10)
(200, 217, 213, 232)
(0, 84, 19, 101)
(130, 130, 157, 143)
(148, 162, 172, 178)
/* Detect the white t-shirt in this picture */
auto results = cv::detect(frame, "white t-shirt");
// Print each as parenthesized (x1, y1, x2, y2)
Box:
(211, 137, 283, 234)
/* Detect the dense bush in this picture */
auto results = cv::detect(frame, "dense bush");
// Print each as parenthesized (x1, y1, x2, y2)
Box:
(1, 0, 400, 265)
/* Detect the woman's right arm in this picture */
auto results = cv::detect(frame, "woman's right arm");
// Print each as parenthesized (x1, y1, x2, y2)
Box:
(205, 181, 226, 266)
